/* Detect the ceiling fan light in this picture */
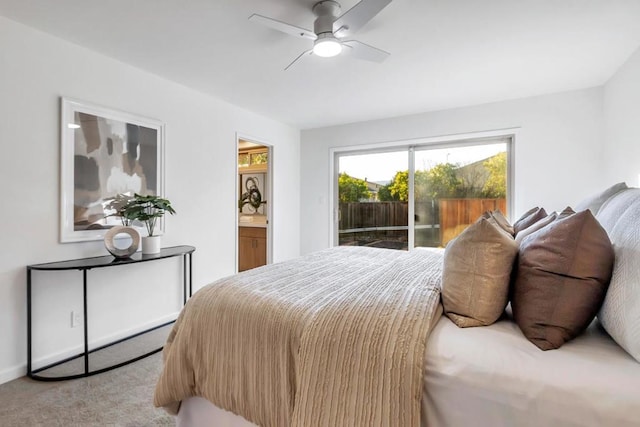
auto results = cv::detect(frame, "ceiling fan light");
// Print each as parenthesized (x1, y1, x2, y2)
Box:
(313, 36, 342, 58)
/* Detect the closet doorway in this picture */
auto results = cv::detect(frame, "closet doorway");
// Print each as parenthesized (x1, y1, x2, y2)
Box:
(236, 136, 273, 272)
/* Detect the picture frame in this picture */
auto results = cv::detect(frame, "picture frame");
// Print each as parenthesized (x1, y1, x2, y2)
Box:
(239, 173, 266, 215)
(60, 98, 165, 243)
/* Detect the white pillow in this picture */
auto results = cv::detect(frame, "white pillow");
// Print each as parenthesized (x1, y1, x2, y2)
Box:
(596, 188, 640, 363)
(576, 182, 627, 215)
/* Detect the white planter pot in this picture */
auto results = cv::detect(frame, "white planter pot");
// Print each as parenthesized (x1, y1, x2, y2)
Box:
(142, 235, 162, 254)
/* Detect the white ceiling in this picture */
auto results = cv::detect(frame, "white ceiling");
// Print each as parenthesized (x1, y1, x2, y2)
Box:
(1, 0, 640, 129)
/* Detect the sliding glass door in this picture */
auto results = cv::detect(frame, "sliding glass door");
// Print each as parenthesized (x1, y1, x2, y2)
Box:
(337, 150, 409, 249)
(414, 142, 508, 248)
(335, 137, 510, 250)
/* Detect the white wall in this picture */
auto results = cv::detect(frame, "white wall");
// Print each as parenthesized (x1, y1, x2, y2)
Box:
(300, 88, 604, 255)
(603, 46, 640, 186)
(0, 17, 300, 383)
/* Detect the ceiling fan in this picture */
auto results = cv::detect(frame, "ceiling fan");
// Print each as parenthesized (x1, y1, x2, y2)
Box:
(249, 0, 392, 70)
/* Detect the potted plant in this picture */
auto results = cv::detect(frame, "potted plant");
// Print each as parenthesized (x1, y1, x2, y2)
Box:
(122, 193, 176, 254)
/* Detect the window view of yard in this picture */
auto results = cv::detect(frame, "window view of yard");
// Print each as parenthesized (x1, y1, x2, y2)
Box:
(338, 142, 508, 250)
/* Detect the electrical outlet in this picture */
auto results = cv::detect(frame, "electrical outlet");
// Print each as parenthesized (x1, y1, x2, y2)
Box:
(71, 310, 81, 328)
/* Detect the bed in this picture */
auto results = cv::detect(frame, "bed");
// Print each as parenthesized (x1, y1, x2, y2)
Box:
(165, 312, 640, 427)
(155, 185, 640, 426)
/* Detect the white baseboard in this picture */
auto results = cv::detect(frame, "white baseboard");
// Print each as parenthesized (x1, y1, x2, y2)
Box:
(0, 364, 27, 385)
(0, 312, 179, 385)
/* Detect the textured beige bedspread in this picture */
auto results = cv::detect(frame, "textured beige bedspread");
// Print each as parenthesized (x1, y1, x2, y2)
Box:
(154, 246, 443, 427)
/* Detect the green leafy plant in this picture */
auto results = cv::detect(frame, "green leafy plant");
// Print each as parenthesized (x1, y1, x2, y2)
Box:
(338, 172, 371, 202)
(122, 193, 176, 237)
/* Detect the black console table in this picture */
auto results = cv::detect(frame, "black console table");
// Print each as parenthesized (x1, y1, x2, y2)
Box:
(26, 245, 195, 381)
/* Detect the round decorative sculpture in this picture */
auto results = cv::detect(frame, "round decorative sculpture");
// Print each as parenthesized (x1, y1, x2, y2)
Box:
(104, 226, 140, 258)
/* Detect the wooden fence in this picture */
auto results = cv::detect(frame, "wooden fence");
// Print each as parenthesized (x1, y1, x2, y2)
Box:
(439, 198, 507, 246)
(339, 202, 408, 231)
(339, 198, 506, 248)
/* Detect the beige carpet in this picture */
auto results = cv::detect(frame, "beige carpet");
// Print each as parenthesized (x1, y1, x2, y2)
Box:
(0, 352, 173, 426)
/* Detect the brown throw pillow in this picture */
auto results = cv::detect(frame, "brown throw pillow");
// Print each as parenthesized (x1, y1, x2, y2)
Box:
(513, 207, 547, 235)
(557, 206, 576, 219)
(442, 217, 519, 328)
(515, 212, 557, 243)
(512, 210, 614, 350)
(483, 210, 514, 236)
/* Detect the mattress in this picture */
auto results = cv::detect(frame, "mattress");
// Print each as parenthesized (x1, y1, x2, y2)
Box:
(177, 398, 257, 427)
(423, 311, 640, 427)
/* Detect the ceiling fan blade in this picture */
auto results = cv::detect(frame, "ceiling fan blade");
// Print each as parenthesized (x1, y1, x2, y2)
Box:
(333, 0, 392, 38)
(284, 49, 313, 71)
(342, 40, 390, 63)
(249, 14, 317, 40)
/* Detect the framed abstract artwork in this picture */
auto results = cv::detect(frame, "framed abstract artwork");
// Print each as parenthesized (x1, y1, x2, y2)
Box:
(239, 173, 266, 215)
(60, 98, 165, 242)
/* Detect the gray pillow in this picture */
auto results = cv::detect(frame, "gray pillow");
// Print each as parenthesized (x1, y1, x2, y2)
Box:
(442, 216, 519, 328)
(596, 188, 640, 363)
(576, 182, 628, 215)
